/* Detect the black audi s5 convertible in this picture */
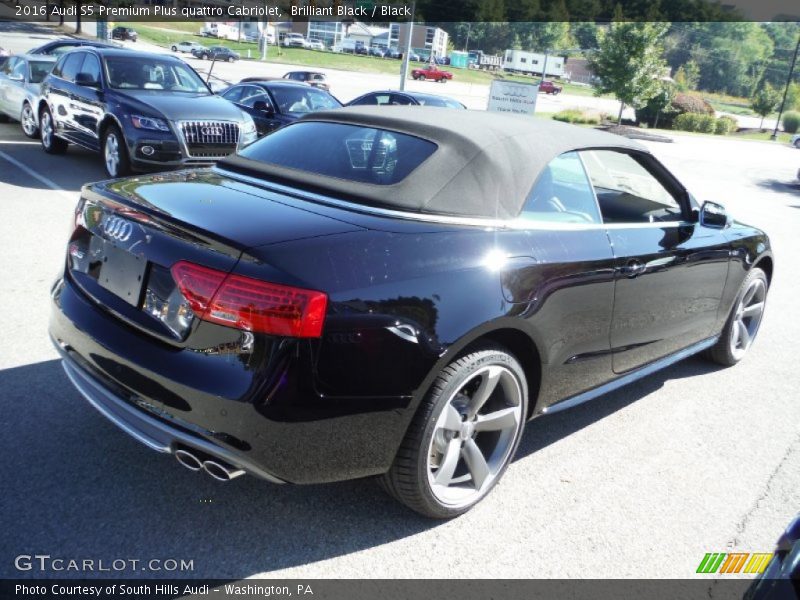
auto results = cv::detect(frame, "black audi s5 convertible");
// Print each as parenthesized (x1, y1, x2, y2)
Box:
(49, 107, 773, 518)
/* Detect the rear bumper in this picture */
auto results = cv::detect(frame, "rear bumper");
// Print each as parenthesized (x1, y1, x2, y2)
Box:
(49, 274, 412, 484)
(56, 346, 285, 483)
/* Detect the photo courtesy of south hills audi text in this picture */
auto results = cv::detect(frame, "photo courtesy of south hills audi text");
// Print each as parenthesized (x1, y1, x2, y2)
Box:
(14, 584, 314, 597)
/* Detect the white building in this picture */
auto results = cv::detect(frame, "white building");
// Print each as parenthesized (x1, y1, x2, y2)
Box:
(503, 50, 565, 78)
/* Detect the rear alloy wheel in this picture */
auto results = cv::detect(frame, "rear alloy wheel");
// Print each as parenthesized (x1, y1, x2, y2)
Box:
(706, 267, 768, 366)
(228, 56, 234, 62)
(21, 102, 38, 138)
(381, 346, 527, 518)
(102, 125, 131, 178)
(39, 106, 68, 154)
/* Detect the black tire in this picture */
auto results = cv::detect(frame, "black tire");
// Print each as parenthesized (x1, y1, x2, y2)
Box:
(794, 139, 800, 149)
(381, 345, 528, 519)
(101, 124, 131, 179)
(706, 268, 768, 366)
(171, 45, 177, 52)
(39, 106, 67, 154)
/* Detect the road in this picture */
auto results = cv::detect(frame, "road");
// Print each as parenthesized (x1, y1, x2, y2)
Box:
(0, 23, 799, 583)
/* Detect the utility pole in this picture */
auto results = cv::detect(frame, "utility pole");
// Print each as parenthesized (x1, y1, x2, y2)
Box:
(772, 31, 800, 140)
(399, 1, 415, 91)
(540, 50, 550, 85)
(464, 23, 471, 52)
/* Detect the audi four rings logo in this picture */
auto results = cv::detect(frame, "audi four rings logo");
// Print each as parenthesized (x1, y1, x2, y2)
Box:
(502, 85, 533, 97)
(201, 126, 224, 136)
(103, 216, 134, 242)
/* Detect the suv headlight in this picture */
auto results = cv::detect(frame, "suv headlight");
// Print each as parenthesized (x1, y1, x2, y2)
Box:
(238, 115, 257, 148)
(131, 115, 170, 132)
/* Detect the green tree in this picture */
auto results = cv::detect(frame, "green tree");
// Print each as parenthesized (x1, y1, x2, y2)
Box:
(751, 83, 781, 129)
(588, 21, 670, 123)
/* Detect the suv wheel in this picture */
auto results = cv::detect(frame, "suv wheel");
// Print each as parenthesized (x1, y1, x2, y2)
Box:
(102, 124, 131, 178)
(171, 45, 177, 52)
(21, 102, 38, 138)
(381, 345, 528, 518)
(40, 106, 68, 154)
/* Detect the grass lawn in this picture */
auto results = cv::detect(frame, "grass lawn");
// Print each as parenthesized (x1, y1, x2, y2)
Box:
(126, 24, 613, 96)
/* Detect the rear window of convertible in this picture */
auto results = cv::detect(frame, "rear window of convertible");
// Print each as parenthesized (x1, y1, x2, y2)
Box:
(238, 122, 437, 185)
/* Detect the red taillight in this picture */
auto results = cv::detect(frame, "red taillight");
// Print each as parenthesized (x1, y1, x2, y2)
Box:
(170, 261, 328, 338)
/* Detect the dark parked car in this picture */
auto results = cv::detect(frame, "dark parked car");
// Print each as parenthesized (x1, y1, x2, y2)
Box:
(38, 48, 256, 177)
(347, 90, 465, 109)
(192, 46, 239, 62)
(111, 27, 138, 42)
(0, 54, 57, 138)
(50, 107, 772, 518)
(745, 513, 800, 599)
(384, 47, 402, 59)
(369, 46, 386, 58)
(282, 70, 329, 91)
(219, 80, 341, 136)
(29, 39, 115, 56)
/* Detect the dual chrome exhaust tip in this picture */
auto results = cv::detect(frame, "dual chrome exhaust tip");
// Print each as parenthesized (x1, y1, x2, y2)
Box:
(174, 448, 245, 482)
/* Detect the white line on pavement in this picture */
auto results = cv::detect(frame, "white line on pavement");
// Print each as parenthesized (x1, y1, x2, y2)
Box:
(0, 149, 77, 201)
(0, 140, 40, 145)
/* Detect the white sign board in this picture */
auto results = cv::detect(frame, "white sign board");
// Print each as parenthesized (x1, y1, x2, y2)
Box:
(487, 80, 539, 115)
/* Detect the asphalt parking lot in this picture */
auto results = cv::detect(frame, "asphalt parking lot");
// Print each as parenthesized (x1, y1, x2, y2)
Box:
(1, 30, 799, 584)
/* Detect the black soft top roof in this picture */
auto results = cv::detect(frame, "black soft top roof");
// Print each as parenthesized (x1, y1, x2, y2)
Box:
(219, 106, 646, 219)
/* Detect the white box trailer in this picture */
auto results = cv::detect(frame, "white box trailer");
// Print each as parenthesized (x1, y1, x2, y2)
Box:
(503, 50, 565, 77)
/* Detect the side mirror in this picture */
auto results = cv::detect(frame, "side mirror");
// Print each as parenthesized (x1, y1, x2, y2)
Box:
(75, 72, 99, 88)
(253, 100, 273, 115)
(8, 73, 24, 82)
(700, 201, 728, 229)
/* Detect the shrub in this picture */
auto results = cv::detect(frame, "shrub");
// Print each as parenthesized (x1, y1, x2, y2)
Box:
(636, 92, 713, 129)
(673, 113, 701, 131)
(552, 109, 600, 125)
(671, 93, 715, 115)
(782, 111, 800, 134)
(714, 115, 737, 135)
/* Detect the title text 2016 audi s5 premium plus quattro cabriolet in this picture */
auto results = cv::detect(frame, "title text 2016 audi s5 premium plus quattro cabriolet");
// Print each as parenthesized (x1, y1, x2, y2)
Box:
(49, 107, 773, 518)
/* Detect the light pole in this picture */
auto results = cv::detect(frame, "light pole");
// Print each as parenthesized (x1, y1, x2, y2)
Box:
(464, 23, 471, 52)
(399, 1, 416, 91)
(771, 31, 800, 141)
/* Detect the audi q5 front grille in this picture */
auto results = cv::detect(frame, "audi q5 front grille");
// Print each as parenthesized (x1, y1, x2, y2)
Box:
(178, 121, 240, 158)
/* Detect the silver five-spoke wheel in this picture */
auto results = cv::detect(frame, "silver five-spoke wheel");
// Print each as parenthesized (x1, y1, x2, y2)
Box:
(21, 103, 37, 138)
(41, 111, 52, 146)
(730, 276, 766, 361)
(382, 346, 527, 518)
(427, 364, 523, 507)
(104, 131, 120, 176)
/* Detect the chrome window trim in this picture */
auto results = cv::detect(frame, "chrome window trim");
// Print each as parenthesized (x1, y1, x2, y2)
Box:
(216, 167, 695, 231)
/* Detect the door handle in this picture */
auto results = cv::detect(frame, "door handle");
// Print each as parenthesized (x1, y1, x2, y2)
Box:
(620, 259, 646, 278)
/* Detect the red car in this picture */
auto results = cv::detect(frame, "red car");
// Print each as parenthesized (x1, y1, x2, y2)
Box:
(539, 80, 562, 95)
(411, 65, 452, 83)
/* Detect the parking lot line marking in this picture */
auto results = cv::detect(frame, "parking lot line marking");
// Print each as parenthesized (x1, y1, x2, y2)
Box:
(0, 149, 76, 201)
(0, 141, 40, 145)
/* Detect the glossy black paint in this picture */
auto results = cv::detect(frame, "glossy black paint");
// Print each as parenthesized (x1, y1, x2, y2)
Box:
(219, 80, 342, 137)
(49, 162, 773, 485)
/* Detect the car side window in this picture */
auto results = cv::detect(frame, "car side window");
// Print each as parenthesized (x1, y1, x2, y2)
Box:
(390, 94, 413, 105)
(59, 52, 85, 83)
(240, 86, 270, 109)
(351, 94, 379, 106)
(579, 150, 683, 223)
(521, 151, 601, 224)
(222, 85, 244, 103)
(2, 57, 20, 76)
(80, 53, 101, 84)
(11, 59, 26, 80)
